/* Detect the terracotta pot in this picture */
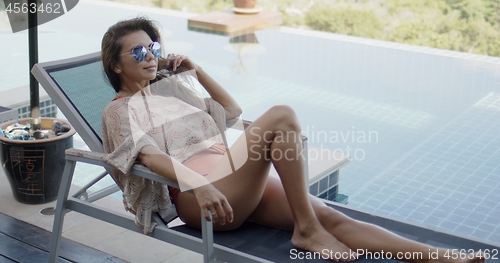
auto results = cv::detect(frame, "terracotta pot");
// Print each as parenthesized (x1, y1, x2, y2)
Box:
(233, 0, 257, 9)
(0, 118, 75, 204)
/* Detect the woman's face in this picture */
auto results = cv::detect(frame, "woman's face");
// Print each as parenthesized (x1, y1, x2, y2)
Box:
(115, 30, 158, 89)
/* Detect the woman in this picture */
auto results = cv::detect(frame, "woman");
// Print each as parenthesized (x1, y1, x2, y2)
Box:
(101, 17, 486, 262)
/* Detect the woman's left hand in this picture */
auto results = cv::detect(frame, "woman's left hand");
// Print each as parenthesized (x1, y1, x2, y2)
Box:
(192, 183, 234, 226)
(166, 53, 199, 72)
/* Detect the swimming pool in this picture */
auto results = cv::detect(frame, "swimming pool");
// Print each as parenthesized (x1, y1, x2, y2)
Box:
(165, 12, 500, 244)
(156, 10, 500, 243)
(2, 0, 499, 245)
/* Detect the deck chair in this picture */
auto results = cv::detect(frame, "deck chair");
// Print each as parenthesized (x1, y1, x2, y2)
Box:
(32, 52, 500, 263)
(31, 51, 309, 263)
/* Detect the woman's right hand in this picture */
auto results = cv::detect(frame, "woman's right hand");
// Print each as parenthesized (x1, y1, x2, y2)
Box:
(193, 183, 234, 225)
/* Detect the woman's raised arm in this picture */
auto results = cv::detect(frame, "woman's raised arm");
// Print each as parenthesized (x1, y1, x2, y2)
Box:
(195, 66, 242, 119)
(167, 54, 243, 120)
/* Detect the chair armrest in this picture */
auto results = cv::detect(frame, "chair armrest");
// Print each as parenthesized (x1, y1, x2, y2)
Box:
(65, 148, 210, 257)
(65, 148, 185, 191)
(65, 148, 106, 160)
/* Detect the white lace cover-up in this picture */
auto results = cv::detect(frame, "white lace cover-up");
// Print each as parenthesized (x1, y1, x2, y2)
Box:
(101, 85, 235, 234)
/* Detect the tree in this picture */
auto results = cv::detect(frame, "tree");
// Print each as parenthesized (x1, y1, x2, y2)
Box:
(305, 5, 385, 39)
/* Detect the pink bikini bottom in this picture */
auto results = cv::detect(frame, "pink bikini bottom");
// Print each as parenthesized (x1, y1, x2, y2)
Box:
(168, 142, 227, 206)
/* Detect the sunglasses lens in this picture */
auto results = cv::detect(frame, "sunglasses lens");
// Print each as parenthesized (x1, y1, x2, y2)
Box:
(150, 42, 161, 58)
(131, 46, 147, 62)
(128, 43, 161, 61)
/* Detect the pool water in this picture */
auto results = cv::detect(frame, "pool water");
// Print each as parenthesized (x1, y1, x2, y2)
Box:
(162, 15, 500, 244)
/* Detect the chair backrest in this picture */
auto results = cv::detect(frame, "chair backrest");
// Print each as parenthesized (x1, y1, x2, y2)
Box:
(32, 52, 115, 153)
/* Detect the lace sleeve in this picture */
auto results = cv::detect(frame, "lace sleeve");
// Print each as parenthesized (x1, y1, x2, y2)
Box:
(101, 101, 160, 174)
(101, 100, 172, 235)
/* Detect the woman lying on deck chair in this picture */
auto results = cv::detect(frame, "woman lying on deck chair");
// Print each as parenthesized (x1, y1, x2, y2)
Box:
(100, 17, 485, 263)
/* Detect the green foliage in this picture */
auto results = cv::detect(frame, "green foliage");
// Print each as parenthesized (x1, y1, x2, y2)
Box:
(484, 0, 500, 27)
(392, 14, 465, 51)
(305, 6, 385, 39)
(303, 0, 500, 56)
(109, 0, 500, 57)
(282, 14, 305, 28)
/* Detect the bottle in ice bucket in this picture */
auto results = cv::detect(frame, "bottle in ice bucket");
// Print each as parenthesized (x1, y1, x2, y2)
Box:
(3, 122, 31, 140)
(51, 120, 69, 136)
(1, 119, 70, 140)
(30, 117, 41, 132)
(52, 120, 62, 134)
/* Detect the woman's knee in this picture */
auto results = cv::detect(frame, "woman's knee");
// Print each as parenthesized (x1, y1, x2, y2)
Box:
(268, 105, 300, 132)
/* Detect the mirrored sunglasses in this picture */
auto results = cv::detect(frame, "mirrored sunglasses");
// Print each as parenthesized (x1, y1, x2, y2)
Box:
(120, 42, 161, 62)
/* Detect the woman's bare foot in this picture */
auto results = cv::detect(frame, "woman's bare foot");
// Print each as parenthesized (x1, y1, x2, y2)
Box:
(291, 225, 357, 262)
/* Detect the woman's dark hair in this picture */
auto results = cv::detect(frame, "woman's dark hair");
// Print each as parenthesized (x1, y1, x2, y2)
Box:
(101, 17, 162, 93)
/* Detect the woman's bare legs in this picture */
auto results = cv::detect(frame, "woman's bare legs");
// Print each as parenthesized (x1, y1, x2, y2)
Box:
(250, 177, 485, 263)
(175, 105, 484, 263)
(176, 105, 351, 260)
